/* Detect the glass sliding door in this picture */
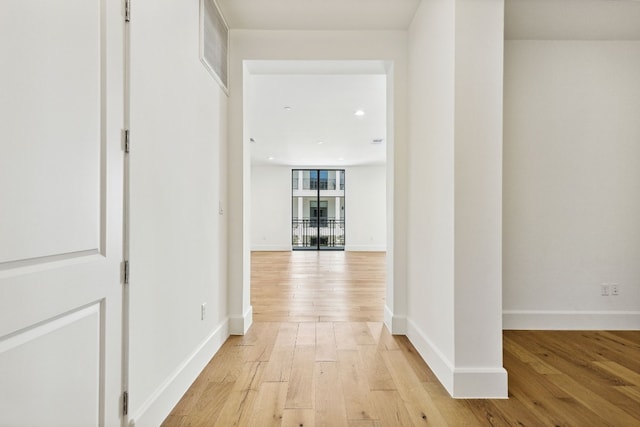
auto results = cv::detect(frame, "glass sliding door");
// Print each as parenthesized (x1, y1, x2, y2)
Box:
(292, 169, 345, 250)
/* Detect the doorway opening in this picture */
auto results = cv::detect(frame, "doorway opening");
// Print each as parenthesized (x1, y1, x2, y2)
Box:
(241, 59, 396, 334)
(292, 169, 345, 250)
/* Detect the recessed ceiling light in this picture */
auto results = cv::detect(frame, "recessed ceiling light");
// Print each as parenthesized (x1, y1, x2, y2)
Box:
(338, 157, 344, 161)
(317, 141, 324, 145)
(250, 138, 256, 143)
(354, 110, 365, 117)
(284, 106, 292, 111)
(268, 156, 275, 160)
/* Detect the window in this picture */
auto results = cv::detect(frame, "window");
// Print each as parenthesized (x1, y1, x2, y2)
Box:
(291, 169, 345, 250)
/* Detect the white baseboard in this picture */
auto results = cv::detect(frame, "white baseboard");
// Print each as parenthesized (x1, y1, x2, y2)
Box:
(406, 319, 508, 399)
(345, 245, 386, 252)
(251, 245, 291, 251)
(129, 319, 229, 427)
(384, 305, 407, 334)
(451, 367, 509, 399)
(503, 310, 640, 330)
(229, 306, 253, 335)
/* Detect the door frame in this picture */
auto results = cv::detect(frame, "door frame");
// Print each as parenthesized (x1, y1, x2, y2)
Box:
(229, 57, 401, 336)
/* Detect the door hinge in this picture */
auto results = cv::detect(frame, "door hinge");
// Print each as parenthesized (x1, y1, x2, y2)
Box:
(123, 129, 130, 153)
(122, 391, 129, 416)
(125, 0, 131, 22)
(123, 260, 130, 285)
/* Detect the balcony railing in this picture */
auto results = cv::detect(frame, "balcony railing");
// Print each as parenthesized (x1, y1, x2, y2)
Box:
(300, 179, 340, 190)
(292, 219, 345, 248)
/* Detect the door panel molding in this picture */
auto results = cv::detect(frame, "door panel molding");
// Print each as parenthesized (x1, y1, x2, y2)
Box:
(0, 302, 103, 426)
(0, 0, 104, 265)
(0, 302, 100, 353)
(0, 249, 102, 277)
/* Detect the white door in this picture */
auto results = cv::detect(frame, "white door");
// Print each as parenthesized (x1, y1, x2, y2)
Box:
(0, 1, 125, 426)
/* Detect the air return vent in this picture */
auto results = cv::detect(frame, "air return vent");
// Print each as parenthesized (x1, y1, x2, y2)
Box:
(200, 0, 228, 91)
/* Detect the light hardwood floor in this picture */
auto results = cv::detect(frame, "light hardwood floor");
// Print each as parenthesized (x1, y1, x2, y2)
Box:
(162, 251, 640, 426)
(251, 251, 386, 323)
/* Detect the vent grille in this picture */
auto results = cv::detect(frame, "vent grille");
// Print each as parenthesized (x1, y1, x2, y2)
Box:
(201, 0, 228, 91)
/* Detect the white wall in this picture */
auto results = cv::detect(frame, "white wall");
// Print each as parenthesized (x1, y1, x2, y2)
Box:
(452, 0, 505, 389)
(503, 40, 640, 329)
(127, 0, 229, 425)
(407, 0, 507, 398)
(251, 166, 291, 250)
(251, 165, 386, 251)
(407, 0, 456, 384)
(345, 165, 387, 251)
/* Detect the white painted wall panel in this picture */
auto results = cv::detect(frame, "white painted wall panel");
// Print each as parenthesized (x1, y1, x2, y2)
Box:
(407, 0, 507, 398)
(503, 41, 640, 328)
(251, 166, 291, 250)
(407, 0, 456, 376)
(452, 0, 505, 375)
(128, 0, 229, 424)
(345, 165, 386, 251)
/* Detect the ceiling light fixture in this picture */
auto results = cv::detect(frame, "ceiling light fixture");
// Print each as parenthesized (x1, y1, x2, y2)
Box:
(268, 156, 275, 160)
(250, 138, 256, 143)
(284, 106, 292, 111)
(354, 109, 365, 117)
(317, 141, 324, 145)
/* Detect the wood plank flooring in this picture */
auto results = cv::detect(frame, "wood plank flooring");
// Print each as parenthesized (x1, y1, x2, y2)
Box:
(162, 251, 640, 427)
(251, 251, 386, 323)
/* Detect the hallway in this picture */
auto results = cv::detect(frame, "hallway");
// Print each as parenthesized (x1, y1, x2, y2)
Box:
(161, 252, 640, 426)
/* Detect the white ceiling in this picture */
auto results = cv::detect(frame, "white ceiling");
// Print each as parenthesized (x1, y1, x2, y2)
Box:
(222, 0, 640, 167)
(218, 0, 640, 39)
(217, 0, 421, 31)
(247, 65, 387, 167)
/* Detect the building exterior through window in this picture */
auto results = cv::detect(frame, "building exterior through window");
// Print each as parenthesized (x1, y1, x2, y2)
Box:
(292, 169, 345, 250)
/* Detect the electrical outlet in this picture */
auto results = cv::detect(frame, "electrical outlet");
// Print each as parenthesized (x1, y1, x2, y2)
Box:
(201, 303, 207, 320)
(611, 284, 619, 296)
(601, 284, 609, 296)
